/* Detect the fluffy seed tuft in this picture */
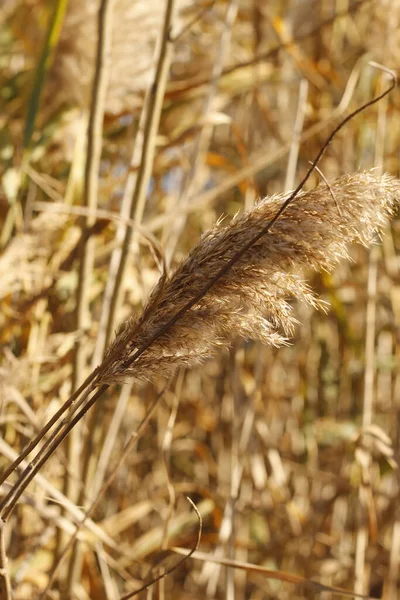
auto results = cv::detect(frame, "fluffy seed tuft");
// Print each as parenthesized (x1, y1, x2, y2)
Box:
(100, 171, 400, 383)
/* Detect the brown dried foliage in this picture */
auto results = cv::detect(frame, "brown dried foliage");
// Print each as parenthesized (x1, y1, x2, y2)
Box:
(2, 0, 400, 598)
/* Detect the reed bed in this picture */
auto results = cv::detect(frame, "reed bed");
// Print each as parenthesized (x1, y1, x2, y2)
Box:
(1, 1, 400, 599)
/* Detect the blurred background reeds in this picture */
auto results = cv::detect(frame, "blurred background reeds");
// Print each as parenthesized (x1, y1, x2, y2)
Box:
(1, 0, 400, 598)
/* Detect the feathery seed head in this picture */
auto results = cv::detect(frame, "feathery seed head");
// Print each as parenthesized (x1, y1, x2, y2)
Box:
(99, 171, 400, 384)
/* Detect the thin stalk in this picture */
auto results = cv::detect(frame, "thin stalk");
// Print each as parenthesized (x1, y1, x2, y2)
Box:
(158, 375, 184, 599)
(354, 246, 378, 596)
(72, 0, 115, 392)
(65, 0, 115, 591)
(284, 79, 308, 191)
(104, 0, 178, 345)
(91, 113, 149, 368)
(23, 0, 68, 150)
(1, 385, 108, 523)
(0, 384, 100, 520)
(0, 521, 12, 600)
(0, 367, 99, 491)
(355, 66, 389, 597)
(89, 383, 132, 501)
(82, 2, 178, 537)
(164, 0, 239, 263)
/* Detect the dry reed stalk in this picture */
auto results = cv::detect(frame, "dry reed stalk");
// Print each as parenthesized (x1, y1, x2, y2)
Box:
(355, 70, 390, 596)
(101, 171, 400, 385)
(100, 0, 179, 350)
(73, 0, 115, 389)
(164, 0, 239, 262)
(64, 0, 116, 592)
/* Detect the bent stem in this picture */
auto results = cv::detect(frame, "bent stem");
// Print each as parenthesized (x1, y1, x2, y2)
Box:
(0, 367, 100, 494)
(0, 320, 135, 519)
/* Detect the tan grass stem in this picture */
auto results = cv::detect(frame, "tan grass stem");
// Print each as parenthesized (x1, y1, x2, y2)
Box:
(73, 0, 115, 390)
(0, 368, 99, 493)
(354, 66, 390, 596)
(65, 0, 115, 590)
(0, 520, 12, 600)
(0, 385, 108, 523)
(102, 0, 178, 349)
(164, 0, 239, 261)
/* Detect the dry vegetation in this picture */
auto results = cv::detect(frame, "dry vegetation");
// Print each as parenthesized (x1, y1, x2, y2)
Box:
(1, 1, 400, 599)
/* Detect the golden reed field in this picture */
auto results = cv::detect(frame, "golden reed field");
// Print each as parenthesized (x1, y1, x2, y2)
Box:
(1, 1, 400, 598)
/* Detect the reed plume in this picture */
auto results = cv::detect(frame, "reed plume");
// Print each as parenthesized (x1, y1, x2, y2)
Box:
(100, 171, 400, 384)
